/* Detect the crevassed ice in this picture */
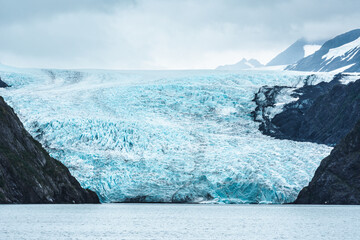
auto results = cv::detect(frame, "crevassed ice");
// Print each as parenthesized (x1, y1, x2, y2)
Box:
(0, 68, 333, 203)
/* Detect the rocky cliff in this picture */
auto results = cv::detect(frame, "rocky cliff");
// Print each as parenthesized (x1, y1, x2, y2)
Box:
(253, 74, 360, 145)
(0, 77, 8, 88)
(294, 120, 360, 204)
(0, 96, 99, 203)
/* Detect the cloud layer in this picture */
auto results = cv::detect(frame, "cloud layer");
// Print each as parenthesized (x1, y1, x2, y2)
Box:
(0, 0, 359, 69)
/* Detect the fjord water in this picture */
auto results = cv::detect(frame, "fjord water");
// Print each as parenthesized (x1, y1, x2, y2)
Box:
(1, 204, 360, 240)
(0, 68, 332, 203)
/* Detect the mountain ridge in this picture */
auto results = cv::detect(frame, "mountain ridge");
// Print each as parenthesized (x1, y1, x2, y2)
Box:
(286, 29, 360, 72)
(267, 38, 323, 66)
(216, 58, 263, 70)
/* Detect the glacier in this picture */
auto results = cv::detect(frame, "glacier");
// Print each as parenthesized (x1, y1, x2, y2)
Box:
(0, 67, 333, 203)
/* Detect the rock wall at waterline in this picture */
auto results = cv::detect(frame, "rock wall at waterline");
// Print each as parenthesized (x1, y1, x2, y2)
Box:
(0, 96, 99, 203)
(294, 120, 360, 204)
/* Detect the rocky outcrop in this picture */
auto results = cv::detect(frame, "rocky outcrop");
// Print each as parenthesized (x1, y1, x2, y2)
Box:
(251, 85, 291, 131)
(252, 73, 360, 204)
(0, 96, 99, 203)
(0, 77, 8, 88)
(253, 73, 360, 145)
(294, 120, 360, 204)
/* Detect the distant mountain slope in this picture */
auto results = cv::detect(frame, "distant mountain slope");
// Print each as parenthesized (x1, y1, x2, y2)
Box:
(267, 39, 323, 66)
(0, 95, 99, 204)
(287, 29, 360, 72)
(294, 119, 360, 204)
(216, 58, 263, 70)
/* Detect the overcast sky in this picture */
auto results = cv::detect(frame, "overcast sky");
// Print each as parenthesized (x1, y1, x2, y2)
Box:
(0, 0, 359, 69)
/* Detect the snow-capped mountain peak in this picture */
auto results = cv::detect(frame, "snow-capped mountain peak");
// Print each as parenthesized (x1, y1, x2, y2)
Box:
(216, 58, 263, 70)
(267, 38, 324, 66)
(287, 29, 360, 72)
(321, 36, 360, 61)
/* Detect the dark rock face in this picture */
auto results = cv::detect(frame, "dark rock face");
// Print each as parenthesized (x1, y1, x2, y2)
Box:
(254, 73, 360, 145)
(294, 120, 360, 204)
(287, 29, 360, 72)
(252, 73, 360, 204)
(0, 96, 99, 203)
(0, 77, 8, 88)
(251, 85, 291, 131)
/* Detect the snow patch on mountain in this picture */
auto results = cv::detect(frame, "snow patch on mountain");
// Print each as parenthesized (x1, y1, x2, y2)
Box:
(287, 29, 360, 72)
(328, 63, 356, 73)
(338, 72, 360, 84)
(322, 37, 360, 61)
(304, 45, 321, 57)
(267, 39, 325, 67)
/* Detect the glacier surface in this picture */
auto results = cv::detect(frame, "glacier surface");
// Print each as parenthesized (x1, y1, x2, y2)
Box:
(0, 67, 333, 203)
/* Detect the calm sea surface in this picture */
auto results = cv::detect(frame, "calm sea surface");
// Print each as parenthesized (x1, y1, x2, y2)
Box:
(1, 204, 359, 239)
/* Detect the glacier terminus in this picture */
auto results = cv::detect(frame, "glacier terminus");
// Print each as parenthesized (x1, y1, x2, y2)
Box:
(0, 67, 333, 203)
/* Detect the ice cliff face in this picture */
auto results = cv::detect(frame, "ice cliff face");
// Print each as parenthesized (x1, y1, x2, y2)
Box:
(0, 67, 332, 203)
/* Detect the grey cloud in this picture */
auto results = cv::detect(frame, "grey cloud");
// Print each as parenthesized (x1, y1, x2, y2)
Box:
(0, 0, 359, 69)
(0, 0, 135, 25)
